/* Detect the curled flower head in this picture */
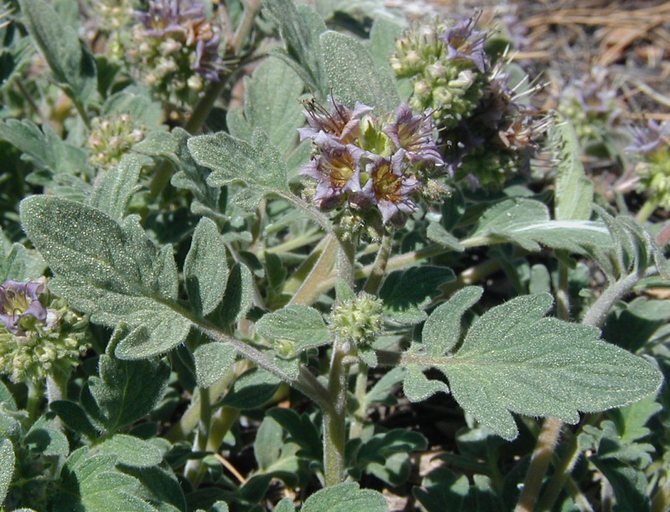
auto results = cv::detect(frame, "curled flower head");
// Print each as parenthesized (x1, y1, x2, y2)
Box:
(301, 134, 364, 209)
(0, 279, 47, 335)
(383, 103, 444, 167)
(441, 17, 487, 73)
(627, 121, 670, 155)
(299, 97, 373, 144)
(129, 0, 223, 100)
(360, 151, 420, 224)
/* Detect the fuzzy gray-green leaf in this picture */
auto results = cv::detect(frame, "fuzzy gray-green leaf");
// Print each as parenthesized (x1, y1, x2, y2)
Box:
(302, 482, 386, 512)
(471, 198, 611, 253)
(422, 286, 482, 356)
(552, 120, 594, 221)
(255, 305, 332, 351)
(184, 218, 228, 316)
(188, 129, 288, 204)
(319, 30, 399, 111)
(93, 434, 163, 468)
(18, 0, 96, 105)
(424, 294, 664, 440)
(231, 57, 305, 157)
(0, 438, 15, 504)
(193, 342, 237, 389)
(90, 154, 147, 221)
(20, 196, 192, 359)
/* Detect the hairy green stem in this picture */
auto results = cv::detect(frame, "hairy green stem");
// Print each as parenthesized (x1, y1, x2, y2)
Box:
(636, 197, 658, 224)
(206, 406, 240, 453)
(363, 230, 393, 295)
(322, 235, 357, 486)
(537, 430, 585, 511)
(348, 362, 368, 440)
(26, 381, 42, 423)
(73, 98, 91, 129)
(514, 417, 564, 512)
(651, 477, 670, 512)
(288, 234, 338, 306)
(184, 387, 213, 487)
(323, 340, 349, 487)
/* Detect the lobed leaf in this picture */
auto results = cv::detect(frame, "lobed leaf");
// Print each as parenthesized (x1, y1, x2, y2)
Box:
(20, 196, 192, 359)
(404, 289, 663, 440)
(255, 305, 332, 352)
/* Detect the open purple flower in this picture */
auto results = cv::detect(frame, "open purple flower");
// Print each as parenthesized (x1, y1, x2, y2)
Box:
(360, 150, 420, 224)
(0, 279, 47, 335)
(440, 18, 487, 73)
(301, 134, 365, 209)
(299, 97, 373, 144)
(383, 103, 444, 167)
(627, 120, 669, 155)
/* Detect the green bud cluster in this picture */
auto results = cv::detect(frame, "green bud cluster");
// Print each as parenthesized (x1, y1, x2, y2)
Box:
(0, 298, 89, 384)
(328, 292, 383, 346)
(390, 20, 486, 129)
(87, 113, 145, 170)
(92, 0, 137, 63)
(636, 148, 670, 210)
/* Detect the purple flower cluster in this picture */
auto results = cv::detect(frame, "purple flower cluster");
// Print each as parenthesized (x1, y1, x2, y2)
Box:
(299, 98, 443, 225)
(627, 120, 669, 155)
(135, 0, 222, 82)
(440, 17, 487, 73)
(0, 279, 47, 335)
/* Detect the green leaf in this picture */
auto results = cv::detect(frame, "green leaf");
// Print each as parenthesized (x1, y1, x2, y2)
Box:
(18, 0, 96, 105)
(228, 57, 304, 157)
(0, 239, 45, 282)
(319, 30, 399, 111)
(221, 369, 281, 410)
(379, 266, 455, 325)
(267, 407, 322, 461)
(124, 466, 186, 512)
(355, 429, 427, 468)
(551, 120, 594, 220)
(93, 434, 163, 468)
(25, 417, 69, 457)
(590, 458, 650, 512)
(302, 482, 387, 512)
(50, 400, 99, 440)
(427, 222, 464, 252)
(422, 287, 483, 356)
(188, 129, 289, 209)
(470, 198, 612, 253)
(274, 498, 295, 512)
(90, 154, 147, 221)
(263, 0, 326, 93)
(0, 438, 15, 504)
(404, 290, 663, 440)
(255, 305, 332, 352)
(217, 262, 255, 326)
(20, 196, 192, 359)
(193, 342, 237, 389)
(85, 331, 170, 433)
(254, 415, 283, 471)
(0, 119, 89, 175)
(52, 447, 157, 512)
(413, 467, 469, 512)
(184, 218, 228, 316)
